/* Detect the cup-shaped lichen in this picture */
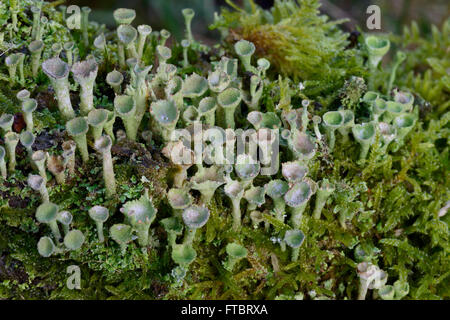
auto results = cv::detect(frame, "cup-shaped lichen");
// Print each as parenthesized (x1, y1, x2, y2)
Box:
(265, 179, 289, 221)
(94, 135, 116, 198)
(156, 45, 172, 66)
(121, 190, 157, 247)
(284, 229, 305, 261)
(37, 236, 56, 257)
(137, 24, 152, 60)
(322, 111, 344, 151)
(32, 150, 47, 180)
(172, 243, 197, 267)
(393, 113, 416, 142)
(384, 101, 405, 123)
(365, 36, 390, 68)
(378, 122, 397, 153)
(57, 211, 73, 235)
(235, 154, 260, 187)
(224, 180, 245, 231)
(0, 114, 14, 134)
(167, 188, 193, 216)
(190, 166, 226, 205)
(28, 174, 49, 202)
(106, 70, 124, 95)
(64, 229, 85, 250)
(0, 146, 6, 179)
(337, 109, 355, 142)
(393, 90, 414, 112)
(372, 98, 387, 121)
(110, 224, 133, 254)
(198, 97, 217, 126)
(378, 285, 395, 300)
(42, 57, 75, 119)
(150, 99, 180, 142)
(313, 179, 335, 220)
(22, 99, 38, 132)
(19, 130, 35, 158)
(66, 117, 90, 163)
(182, 205, 210, 245)
(89, 206, 109, 242)
(284, 179, 317, 228)
(234, 40, 256, 73)
(223, 242, 248, 271)
(72, 59, 98, 115)
(113, 8, 136, 25)
(5, 53, 21, 83)
(244, 185, 266, 211)
(28, 40, 44, 77)
(182, 8, 195, 43)
(161, 217, 184, 247)
(114, 95, 138, 141)
(352, 122, 376, 161)
(217, 87, 242, 129)
(182, 73, 208, 101)
(17, 89, 30, 102)
(36, 202, 61, 241)
(117, 25, 138, 59)
(5, 132, 19, 172)
(208, 70, 230, 93)
(281, 161, 308, 184)
(87, 108, 108, 141)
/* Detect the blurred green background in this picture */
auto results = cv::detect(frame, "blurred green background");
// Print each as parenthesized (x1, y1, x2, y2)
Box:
(63, 0, 449, 42)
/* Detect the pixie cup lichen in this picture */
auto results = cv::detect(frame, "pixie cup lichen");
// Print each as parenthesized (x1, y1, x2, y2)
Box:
(21, 99, 38, 132)
(223, 243, 248, 272)
(64, 229, 85, 251)
(32, 150, 47, 180)
(72, 59, 98, 115)
(57, 211, 73, 235)
(0, 147, 6, 179)
(150, 99, 180, 142)
(284, 229, 305, 261)
(217, 87, 242, 129)
(352, 122, 376, 161)
(36, 202, 61, 241)
(114, 95, 138, 141)
(42, 57, 75, 120)
(94, 135, 116, 198)
(121, 189, 157, 247)
(234, 40, 256, 73)
(224, 180, 245, 231)
(89, 206, 109, 242)
(110, 224, 133, 254)
(87, 108, 108, 141)
(66, 117, 89, 163)
(182, 205, 210, 246)
(28, 174, 49, 202)
(5, 132, 19, 172)
(37, 236, 56, 258)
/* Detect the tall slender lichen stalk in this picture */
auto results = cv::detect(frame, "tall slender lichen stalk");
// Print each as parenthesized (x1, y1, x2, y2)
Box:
(66, 117, 90, 163)
(114, 95, 138, 141)
(5, 132, 19, 173)
(42, 58, 75, 120)
(94, 135, 116, 198)
(72, 59, 98, 115)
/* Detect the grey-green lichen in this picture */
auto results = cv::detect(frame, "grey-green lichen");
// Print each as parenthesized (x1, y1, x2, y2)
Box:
(0, 0, 448, 301)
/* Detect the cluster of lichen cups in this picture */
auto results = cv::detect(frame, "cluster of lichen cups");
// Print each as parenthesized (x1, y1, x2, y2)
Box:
(0, 1, 420, 290)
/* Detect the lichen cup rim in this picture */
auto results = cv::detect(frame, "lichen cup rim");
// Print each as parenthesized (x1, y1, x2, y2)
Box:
(66, 117, 89, 136)
(42, 57, 70, 79)
(234, 39, 255, 57)
(150, 100, 179, 125)
(182, 205, 210, 229)
(64, 229, 85, 250)
(265, 179, 289, 198)
(19, 130, 35, 147)
(114, 95, 136, 116)
(22, 98, 38, 113)
(36, 202, 59, 223)
(284, 181, 314, 207)
(117, 24, 138, 45)
(87, 108, 108, 126)
(217, 87, 241, 108)
(284, 229, 305, 248)
(89, 205, 109, 222)
(113, 8, 136, 25)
